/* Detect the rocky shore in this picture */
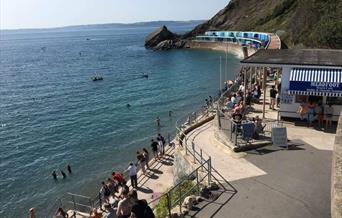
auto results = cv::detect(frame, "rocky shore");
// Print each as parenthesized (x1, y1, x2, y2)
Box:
(144, 26, 187, 50)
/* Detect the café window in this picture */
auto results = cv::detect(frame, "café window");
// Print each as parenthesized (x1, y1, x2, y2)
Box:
(308, 96, 323, 104)
(295, 95, 307, 103)
(327, 97, 342, 105)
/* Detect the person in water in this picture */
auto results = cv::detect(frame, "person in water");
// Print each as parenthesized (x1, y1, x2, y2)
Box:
(126, 104, 131, 108)
(52, 170, 57, 180)
(169, 110, 172, 117)
(156, 117, 160, 127)
(67, 164, 72, 174)
(61, 170, 67, 179)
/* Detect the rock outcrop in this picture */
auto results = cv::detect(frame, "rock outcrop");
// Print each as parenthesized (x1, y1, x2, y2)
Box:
(145, 26, 187, 50)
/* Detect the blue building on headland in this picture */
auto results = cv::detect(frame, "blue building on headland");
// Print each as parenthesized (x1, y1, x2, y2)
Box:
(195, 31, 272, 49)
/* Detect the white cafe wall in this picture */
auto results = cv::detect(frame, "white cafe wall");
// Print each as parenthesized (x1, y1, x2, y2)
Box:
(279, 65, 342, 121)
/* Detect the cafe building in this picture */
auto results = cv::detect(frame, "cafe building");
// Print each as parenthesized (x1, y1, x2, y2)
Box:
(240, 49, 342, 121)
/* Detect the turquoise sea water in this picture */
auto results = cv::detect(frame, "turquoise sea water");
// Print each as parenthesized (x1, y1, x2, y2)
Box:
(0, 24, 239, 217)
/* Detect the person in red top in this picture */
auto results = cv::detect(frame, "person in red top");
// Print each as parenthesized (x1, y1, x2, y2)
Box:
(112, 171, 124, 185)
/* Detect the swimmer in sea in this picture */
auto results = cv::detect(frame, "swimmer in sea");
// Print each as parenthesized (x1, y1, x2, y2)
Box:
(61, 170, 66, 179)
(67, 164, 72, 174)
(126, 104, 131, 108)
(52, 170, 57, 180)
(156, 117, 160, 127)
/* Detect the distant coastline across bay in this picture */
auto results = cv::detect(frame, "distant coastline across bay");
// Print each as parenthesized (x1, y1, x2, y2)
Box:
(0, 20, 206, 32)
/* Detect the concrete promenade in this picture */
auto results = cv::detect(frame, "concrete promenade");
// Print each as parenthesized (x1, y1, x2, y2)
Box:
(186, 119, 333, 217)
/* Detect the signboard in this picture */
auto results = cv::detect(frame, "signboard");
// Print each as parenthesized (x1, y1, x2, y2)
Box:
(272, 127, 288, 148)
(280, 92, 293, 104)
(289, 81, 342, 95)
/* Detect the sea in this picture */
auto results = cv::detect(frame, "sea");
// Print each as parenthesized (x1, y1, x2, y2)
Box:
(0, 23, 240, 217)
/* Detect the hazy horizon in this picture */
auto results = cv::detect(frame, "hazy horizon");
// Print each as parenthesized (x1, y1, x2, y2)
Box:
(0, 19, 205, 31)
(0, 0, 229, 30)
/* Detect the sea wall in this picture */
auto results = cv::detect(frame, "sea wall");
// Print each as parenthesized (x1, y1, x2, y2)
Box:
(187, 41, 257, 59)
(331, 112, 342, 218)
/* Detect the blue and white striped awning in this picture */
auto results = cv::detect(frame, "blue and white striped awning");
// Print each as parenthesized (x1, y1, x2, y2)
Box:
(288, 68, 342, 97)
(290, 68, 342, 83)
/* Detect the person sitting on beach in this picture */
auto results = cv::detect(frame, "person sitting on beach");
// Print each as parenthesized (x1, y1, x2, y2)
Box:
(89, 208, 102, 218)
(116, 188, 132, 218)
(107, 178, 118, 195)
(225, 94, 237, 109)
(116, 183, 129, 200)
(131, 198, 155, 218)
(112, 171, 125, 185)
(136, 151, 146, 175)
(150, 139, 159, 159)
(103, 203, 116, 218)
(238, 82, 245, 93)
(232, 102, 245, 115)
(100, 181, 111, 203)
(253, 116, 266, 138)
(54, 207, 68, 218)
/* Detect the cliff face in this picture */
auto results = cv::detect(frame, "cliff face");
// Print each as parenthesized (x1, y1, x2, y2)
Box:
(183, 0, 342, 49)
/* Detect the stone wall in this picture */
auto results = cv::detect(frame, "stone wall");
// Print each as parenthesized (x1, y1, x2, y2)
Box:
(187, 41, 257, 59)
(332, 111, 342, 218)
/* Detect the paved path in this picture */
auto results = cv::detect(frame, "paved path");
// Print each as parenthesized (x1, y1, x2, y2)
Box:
(268, 34, 281, 49)
(185, 121, 266, 182)
(185, 120, 332, 218)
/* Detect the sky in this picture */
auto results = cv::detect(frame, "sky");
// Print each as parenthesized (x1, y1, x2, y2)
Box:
(0, 0, 229, 30)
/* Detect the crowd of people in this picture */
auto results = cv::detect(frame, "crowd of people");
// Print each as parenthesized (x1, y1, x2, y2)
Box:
(48, 132, 169, 218)
(95, 177, 154, 218)
(92, 133, 169, 218)
(297, 101, 334, 129)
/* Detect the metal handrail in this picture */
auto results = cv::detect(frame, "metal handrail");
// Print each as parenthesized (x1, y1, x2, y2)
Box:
(148, 158, 212, 216)
(153, 104, 237, 214)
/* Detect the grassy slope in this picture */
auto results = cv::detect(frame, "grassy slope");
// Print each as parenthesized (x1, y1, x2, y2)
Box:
(183, 0, 342, 49)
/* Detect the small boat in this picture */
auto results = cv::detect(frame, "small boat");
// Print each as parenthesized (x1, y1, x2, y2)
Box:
(91, 76, 103, 81)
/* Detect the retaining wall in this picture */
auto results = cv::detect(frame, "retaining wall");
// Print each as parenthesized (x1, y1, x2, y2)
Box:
(187, 41, 257, 59)
(332, 112, 342, 218)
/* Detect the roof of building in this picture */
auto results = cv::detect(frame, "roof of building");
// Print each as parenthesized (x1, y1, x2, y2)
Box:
(241, 49, 342, 67)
